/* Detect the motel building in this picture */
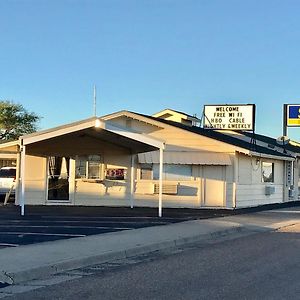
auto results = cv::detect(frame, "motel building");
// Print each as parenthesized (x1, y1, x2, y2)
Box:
(0, 108, 300, 216)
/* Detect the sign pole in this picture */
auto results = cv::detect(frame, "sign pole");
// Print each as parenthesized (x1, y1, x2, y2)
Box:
(283, 104, 288, 136)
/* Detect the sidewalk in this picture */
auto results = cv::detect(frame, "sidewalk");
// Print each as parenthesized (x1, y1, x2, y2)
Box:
(1, 206, 300, 285)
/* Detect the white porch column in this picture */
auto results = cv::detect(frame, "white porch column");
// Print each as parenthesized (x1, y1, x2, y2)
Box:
(20, 145, 26, 216)
(130, 155, 135, 209)
(15, 150, 21, 205)
(159, 148, 163, 217)
(233, 154, 238, 208)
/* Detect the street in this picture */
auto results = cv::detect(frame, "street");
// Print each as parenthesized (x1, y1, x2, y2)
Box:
(3, 223, 300, 299)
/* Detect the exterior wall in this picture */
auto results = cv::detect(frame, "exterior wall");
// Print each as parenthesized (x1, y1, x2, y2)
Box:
(23, 155, 47, 205)
(74, 151, 132, 206)
(107, 116, 239, 153)
(294, 159, 300, 200)
(134, 163, 234, 209)
(105, 116, 239, 208)
(19, 114, 292, 209)
(235, 153, 284, 208)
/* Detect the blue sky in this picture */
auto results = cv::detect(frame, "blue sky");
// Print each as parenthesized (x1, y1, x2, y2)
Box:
(1, 0, 300, 140)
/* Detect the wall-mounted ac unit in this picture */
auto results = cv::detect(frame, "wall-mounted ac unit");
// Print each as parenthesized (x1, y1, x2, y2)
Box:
(153, 183, 178, 195)
(265, 186, 275, 196)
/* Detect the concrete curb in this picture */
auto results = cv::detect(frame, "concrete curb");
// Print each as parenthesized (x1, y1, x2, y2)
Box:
(0, 225, 244, 285)
(1, 210, 300, 286)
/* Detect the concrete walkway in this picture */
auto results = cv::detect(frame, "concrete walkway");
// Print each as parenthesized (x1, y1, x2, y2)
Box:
(1, 206, 300, 285)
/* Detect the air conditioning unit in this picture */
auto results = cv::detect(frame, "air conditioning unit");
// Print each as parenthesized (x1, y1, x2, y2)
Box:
(265, 186, 275, 196)
(153, 183, 178, 195)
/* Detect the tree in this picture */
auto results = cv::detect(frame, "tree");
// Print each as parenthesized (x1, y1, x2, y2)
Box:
(0, 101, 40, 141)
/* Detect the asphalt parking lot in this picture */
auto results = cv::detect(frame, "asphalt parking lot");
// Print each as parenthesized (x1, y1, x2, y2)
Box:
(0, 204, 233, 249)
(0, 202, 299, 249)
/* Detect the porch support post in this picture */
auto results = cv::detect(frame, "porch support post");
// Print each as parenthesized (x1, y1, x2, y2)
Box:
(15, 149, 21, 206)
(159, 148, 163, 217)
(130, 154, 135, 209)
(20, 144, 26, 216)
(233, 153, 238, 208)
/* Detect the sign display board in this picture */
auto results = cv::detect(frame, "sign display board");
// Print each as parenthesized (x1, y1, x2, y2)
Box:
(286, 104, 300, 127)
(204, 104, 255, 130)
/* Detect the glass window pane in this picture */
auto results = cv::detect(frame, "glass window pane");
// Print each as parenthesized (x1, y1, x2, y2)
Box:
(75, 156, 87, 179)
(153, 164, 192, 180)
(106, 168, 126, 180)
(88, 161, 101, 179)
(140, 164, 152, 180)
(262, 162, 274, 183)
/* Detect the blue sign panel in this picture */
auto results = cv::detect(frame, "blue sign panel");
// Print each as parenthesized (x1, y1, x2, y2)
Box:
(287, 105, 300, 126)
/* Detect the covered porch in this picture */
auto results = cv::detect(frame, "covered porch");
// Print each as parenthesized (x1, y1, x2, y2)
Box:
(17, 118, 166, 216)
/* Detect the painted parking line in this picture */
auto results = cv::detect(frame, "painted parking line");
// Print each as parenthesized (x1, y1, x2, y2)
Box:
(0, 220, 170, 225)
(41, 216, 165, 219)
(0, 243, 19, 247)
(267, 210, 300, 214)
(0, 225, 133, 230)
(0, 232, 86, 237)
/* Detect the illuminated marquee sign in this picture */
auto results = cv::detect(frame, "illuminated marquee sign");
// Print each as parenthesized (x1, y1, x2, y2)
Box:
(286, 104, 300, 127)
(204, 104, 255, 130)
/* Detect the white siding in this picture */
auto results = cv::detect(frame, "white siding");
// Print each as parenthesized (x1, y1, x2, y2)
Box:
(236, 153, 284, 208)
(24, 155, 47, 205)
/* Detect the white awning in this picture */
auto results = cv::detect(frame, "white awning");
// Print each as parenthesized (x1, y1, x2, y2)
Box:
(138, 151, 232, 165)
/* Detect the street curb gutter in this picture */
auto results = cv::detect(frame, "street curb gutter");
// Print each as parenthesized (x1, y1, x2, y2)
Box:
(0, 226, 244, 285)
(1, 216, 300, 286)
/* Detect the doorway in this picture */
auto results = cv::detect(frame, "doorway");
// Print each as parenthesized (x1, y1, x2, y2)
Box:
(47, 156, 70, 201)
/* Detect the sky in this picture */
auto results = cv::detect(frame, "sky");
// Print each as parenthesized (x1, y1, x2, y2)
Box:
(1, 0, 300, 140)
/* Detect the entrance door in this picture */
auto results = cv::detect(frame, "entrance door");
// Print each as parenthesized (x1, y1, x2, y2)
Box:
(203, 166, 225, 207)
(47, 156, 70, 201)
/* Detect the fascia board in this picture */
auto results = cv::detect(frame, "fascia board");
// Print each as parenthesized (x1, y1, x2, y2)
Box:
(249, 151, 295, 161)
(22, 119, 97, 145)
(102, 111, 164, 129)
(0, 140, 20, 149)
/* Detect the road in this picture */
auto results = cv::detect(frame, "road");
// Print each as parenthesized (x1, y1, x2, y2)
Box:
(2, 223, 300, 299)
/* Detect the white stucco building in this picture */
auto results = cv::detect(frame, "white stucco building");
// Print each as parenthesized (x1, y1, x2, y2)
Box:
(0, 109, 299, 215)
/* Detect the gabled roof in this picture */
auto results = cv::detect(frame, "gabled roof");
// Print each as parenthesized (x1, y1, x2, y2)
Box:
(131, 112, 296, 160)
(152, 108, 200, 122)
(6, 116, 165, 156)
(242, 131, 300, 154)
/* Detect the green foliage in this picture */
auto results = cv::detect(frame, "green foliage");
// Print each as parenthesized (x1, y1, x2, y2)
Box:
(0, 101, 40, 141)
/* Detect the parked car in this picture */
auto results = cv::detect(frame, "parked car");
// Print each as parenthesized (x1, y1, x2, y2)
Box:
(0, 167, 16, 197)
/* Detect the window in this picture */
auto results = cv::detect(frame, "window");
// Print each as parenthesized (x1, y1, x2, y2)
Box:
(262, 162, 274, 183)
(153, 164, 192, 181)
(140, 164, 153, 180)
(0, 168, 16, 178)
(105, 168, 127, 180)
(75, 155, 103, 179)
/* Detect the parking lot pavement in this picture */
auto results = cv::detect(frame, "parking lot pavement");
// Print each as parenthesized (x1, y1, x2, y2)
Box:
(0, 201, 299, 249)
(0, 204, 234, 249)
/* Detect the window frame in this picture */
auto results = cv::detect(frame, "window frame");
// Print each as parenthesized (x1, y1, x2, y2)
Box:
(139, 163, 193, 181)
(261, 161, 274, 183)
(75, 155, 104, 180)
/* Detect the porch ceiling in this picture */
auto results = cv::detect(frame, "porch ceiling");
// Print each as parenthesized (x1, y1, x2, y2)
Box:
(24, 126, 160, 157)
(23, 124, 163, 157)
